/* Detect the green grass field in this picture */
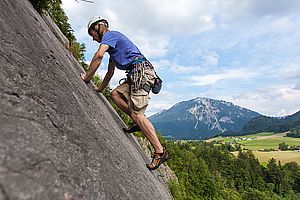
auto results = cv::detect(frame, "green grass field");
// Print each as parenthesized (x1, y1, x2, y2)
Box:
(207, 132, 300, 164)
(232, 150, 300, 166)
(239, 136, 300, 150)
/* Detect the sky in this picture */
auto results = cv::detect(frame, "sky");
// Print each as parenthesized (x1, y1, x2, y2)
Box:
(61, 0, 300, 117)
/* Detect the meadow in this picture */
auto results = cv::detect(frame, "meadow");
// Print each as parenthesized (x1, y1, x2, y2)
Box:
(207, 132, 300, 164)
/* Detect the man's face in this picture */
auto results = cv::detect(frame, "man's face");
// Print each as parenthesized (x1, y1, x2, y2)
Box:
(89, 25, 101, 43)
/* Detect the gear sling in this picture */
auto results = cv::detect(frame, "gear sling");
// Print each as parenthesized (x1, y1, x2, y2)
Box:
(125, 56, 162, 94)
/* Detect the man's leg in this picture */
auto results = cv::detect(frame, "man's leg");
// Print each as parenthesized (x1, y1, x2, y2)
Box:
(111, 90, 130, 115)
(112, 87, 163, 153)
(131, 113, 163, 154)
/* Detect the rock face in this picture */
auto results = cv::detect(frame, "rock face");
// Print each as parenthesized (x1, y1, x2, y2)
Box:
(0, 0, 171, 199)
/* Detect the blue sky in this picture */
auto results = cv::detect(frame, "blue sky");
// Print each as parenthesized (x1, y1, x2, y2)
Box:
(62, 0, 300, 117)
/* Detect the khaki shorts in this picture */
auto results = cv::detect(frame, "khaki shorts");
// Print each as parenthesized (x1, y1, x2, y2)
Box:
(114, 77, 155, 114)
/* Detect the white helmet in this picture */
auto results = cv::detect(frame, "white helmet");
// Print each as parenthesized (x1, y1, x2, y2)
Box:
(87, 16, 108, 33)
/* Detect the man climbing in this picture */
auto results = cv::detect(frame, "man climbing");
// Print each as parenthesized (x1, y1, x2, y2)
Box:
(80, 16, 168, 170)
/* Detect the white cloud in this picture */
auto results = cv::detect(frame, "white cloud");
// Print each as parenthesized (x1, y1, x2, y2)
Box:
(153, 60, 199, 74)
(203, 51, 219, 67)
(228, 85, 300, 116)
(146, 90, 178, 116)
(96, 68, 126, 89)
(147, 90, 200, 117)
(127, 31, 170, 58)
(279, 63, 300, 80)
(62, 0, 218, 37)
(188, 68, 258, 86)
(220, 0, 300, 21)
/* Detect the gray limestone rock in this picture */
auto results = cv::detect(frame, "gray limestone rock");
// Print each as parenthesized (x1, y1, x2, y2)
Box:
(0, 0, 171, 199)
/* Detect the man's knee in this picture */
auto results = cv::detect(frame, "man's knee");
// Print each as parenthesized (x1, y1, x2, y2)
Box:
(131, 112, 145, 124)
(111, 90, 119, 103)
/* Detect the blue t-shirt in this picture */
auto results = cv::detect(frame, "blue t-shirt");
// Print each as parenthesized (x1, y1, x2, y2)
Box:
(101, 31, 143, 70)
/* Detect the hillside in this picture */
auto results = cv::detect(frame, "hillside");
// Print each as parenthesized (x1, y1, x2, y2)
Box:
(241, 111, 300, 135)
(0, 0, 171, 199)
(150, 97, 260, 139)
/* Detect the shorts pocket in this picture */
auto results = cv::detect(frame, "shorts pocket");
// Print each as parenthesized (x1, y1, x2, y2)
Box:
(130, 88, 149, 113)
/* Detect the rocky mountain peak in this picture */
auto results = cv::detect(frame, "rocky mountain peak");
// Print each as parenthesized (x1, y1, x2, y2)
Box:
(150, 97, 260, 139)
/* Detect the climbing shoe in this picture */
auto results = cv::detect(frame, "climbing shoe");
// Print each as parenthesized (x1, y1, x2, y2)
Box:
(122, 124, 141, 133)
(146, 149, 169, 170)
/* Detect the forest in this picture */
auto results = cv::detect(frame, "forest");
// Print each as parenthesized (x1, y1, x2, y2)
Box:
(240, 112, 300, 136)
(163, 139, 300, 200)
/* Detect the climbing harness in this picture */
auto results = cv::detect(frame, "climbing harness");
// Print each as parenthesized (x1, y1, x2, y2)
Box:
(119, 55, 162, 94)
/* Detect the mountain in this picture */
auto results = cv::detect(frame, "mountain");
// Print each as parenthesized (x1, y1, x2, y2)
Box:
(150, 97, 260, 140)
(241, 111, 300, 134)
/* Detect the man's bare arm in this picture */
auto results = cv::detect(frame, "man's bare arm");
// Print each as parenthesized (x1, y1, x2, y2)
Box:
(81, 44, 109, 82)
(95, 58, 115, 92)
